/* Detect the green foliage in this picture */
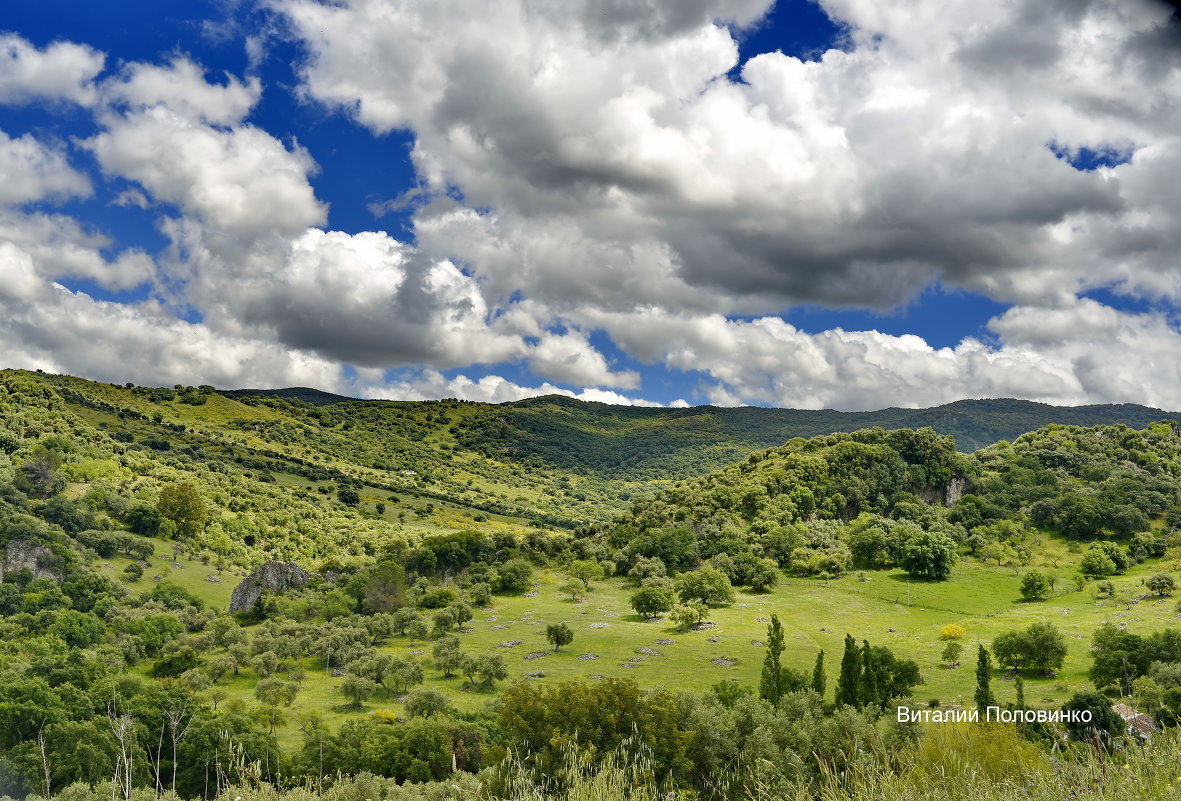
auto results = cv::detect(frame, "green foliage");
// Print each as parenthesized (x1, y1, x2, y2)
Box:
(1019, 570, 1052, 601)
(629, 585, 675, 617)
(758, 613, 786, 705)
(975, 645, 995, 709)
(157, 482, 208, 539)
(546, 622, 574, 652)
(1147, 572, 1176, 597)
(1061, 691, 1125, 747)
(673, 566, 734, 605)
(1079, 548, 1117, 579)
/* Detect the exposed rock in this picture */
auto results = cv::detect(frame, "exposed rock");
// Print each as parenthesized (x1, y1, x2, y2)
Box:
(944, 477, 966, 506)
(229, 561, 310, 613)
(1, 540, 61, 582)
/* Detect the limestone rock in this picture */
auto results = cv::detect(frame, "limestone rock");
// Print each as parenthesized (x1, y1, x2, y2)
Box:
(229, 561, 310, 613)
(1, 539, 62, 582)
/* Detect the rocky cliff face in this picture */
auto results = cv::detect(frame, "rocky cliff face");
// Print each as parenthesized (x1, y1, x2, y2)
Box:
(229, 560, 310, 613)
(1, 539, 62, 581)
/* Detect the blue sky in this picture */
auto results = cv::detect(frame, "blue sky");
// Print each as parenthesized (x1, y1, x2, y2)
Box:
(1, 0, 1179, 410)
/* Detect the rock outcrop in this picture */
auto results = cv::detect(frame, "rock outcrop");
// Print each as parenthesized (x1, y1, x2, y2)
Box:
(1, 539, 62, 582)
(229, 560, 310, 613)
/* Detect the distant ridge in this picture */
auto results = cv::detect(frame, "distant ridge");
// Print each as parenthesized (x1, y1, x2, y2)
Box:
(223, 386, 355, 405)
(225, 385, 1178, 456)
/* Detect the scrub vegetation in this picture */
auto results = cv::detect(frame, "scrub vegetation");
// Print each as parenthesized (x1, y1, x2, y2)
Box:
(1, 369, 1181, 800)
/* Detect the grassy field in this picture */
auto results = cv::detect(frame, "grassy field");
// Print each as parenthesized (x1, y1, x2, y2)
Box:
(160, 534, 1181, 748)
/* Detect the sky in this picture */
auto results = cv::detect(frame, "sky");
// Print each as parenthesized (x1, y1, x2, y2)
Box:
(1, 0, 1180, 411)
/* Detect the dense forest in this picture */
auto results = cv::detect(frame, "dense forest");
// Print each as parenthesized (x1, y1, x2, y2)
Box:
(1, 369, 1181, 801)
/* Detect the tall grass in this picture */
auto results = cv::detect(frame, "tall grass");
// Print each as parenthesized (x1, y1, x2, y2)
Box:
(497, 725, 1181, 801)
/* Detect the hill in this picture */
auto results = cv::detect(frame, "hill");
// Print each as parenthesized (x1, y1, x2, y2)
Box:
(228, 385, 1179, 480)
(3, 368, 1181, 800)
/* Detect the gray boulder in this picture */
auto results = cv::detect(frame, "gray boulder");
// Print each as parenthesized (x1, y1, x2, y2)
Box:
(229, 561, 310, 613)
(1, 540, 62, 582)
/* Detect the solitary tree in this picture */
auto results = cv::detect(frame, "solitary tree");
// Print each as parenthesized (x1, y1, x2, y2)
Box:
(546, 622, 574, 652)
(941, 641, 963, 668)
(558, 580, 585, 602)
(811, 650, 826, 698)
(759, 614, 786, 705)
(630, 585, 676, 617)
(567, 560, 605, 591)
(1020, 570, 1052, 601)
(1147, 573, 1177, 597)
(974, 645, 995, 710)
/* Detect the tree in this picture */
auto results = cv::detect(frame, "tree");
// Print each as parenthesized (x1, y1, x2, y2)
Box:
(858, 640, 881, 709)
(1019, 570, 1052, 601)
(337, 487, 361, 506)
(567, 560, 605, 590)
(404, 688, 449, 719)
(941, 641, 963, 667)
(407, 618, 430, 645)
(1061, 691, 1124, 747)
(475, 653, 508, 687)
(992, 630, 1027, 672)
(627, 556, 666, 584)
(558, 580, 585, 602)
(811, 650, 826, 698)
(1147, 573, 1177, 597)
(255, 677, 298, 732)
(431, 609, 456, 639)
(669, 603, 707, 630)
(391, 607, 420, 635)
(974, 645, 995, 709)
(674, 566, 735, 606)
(1079, 548, 1117, 580)
(432, 635, 463, 678)
(900, 530, 956, 580)
(448, 601, 473, 628)
(746, 558, 780, 593)
(250, 651, 280, 678)
(546, 622, 574, 652)
(351, 653, 399, 695)
(125, 504, 164, 537)
(759, 614, 786, 705)
(362, 562, 407, 613)
(835, 634, 860, 708)
(1023, 621, 1068, 677)
(630, 585, 676, 617)
(468, 582, 493, 607)
(157, 483, 208, 539)
(389, 658, 425, 694)
(17, 446, 64, 498)
(496, 559, 533, 593)
(338, 675, 376, 709)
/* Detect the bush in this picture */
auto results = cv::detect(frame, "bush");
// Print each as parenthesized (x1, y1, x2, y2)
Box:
(939, 624, 965, 640)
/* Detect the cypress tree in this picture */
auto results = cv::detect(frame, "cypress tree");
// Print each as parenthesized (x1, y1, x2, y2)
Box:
(858, 640, 879, 709)
(811, 649, 826, 699)
(975, 644, 996, 710)
(835, 634, 861, 708)
(1015, 673, 1025, 709)
(759, 614, 785, 705)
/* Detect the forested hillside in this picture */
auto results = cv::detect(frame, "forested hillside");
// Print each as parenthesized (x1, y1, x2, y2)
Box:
(2, 369, 1181, 801)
